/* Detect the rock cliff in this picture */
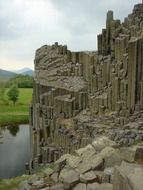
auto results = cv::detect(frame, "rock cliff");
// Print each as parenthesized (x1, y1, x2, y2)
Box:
(29, 3, 143, 174)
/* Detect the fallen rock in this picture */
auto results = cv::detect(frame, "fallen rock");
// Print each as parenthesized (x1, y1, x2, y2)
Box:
(51, 172, 59, 183)
(80, 171, 97, 183)
(55, 154, 71, 172)
(76, 162, 91, 174)
(87, 182, 99, 190)
(75, 144, 96, 160)
(103, 167, 114, 183)
(128, 167, 143, 190)
(99, 146, 122, 168)
(51, 183, 64, 190)
(134, 147, 143, 165)
(66, 155, 82, 169)
(32, 179, 46, 189)
(59, 168, 79, 185)
(96, 183, 113, 190)
(92, 136, 117, 152)
(113, 161, 143, 190)
(73, 183, 87, 190)
(120, 146, 142, 163)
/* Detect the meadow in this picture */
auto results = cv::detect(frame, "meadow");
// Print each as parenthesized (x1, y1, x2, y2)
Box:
(0, 88, 32, 126)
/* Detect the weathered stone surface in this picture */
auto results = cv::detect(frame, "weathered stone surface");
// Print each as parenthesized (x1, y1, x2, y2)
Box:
(80, 171, 97, 183)
(75, 144, 96, 158)
(96, 183, 113, 190)
(32, 179, 46, 189)
(27, 4, 143, 190)
(51, 172, 59, 183)
(134, 147, 143, 165)
(76, 162, 92, 174)
(92, 136, 117, 151)
(73, 183, 87, 190)
(120, 145, 143, 163)
(66, 155, 82, 169)
(51, 183, 64, 190)
(128, 168, 143, 190)
(59, 168, 79, 185)
(103, 167, 114, 183)
(87, 182, 99, 190)
(100, 147, 122, 167)
(113, 161, 143, 190)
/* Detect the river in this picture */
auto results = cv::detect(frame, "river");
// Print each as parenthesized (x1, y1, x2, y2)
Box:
(0, 124, 30, 179)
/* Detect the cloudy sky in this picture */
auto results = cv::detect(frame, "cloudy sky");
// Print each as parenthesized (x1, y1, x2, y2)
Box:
(0, 0, 140, 71)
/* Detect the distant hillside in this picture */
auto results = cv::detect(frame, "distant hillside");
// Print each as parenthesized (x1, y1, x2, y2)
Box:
(14, 68, 34, 76)
(22, 69, 34, 76)
(0, 69, 16, 79)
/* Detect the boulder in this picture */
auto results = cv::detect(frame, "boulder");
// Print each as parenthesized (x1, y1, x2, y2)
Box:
(119, 146, 142, 163)
(76, 162, 92, 174)
(87, 182, 99, 190)
(128, 167, 143, 190)
(51, 183, 64, 190)
(103, 167, 114, 183)
(134, 147, 143, 165)
(113, 161, 143, 190)
(32, 179, 46, 189)
(92, 136, 117, 152)
(55, 154, 71, 172)
(99, 147, 122, 168)
(66, 155, 82, 169)
(80, 171, 97, 183)
(75, 144, 96, 160)
(59, 168, 79, 185)
(96, 183, 113, 190)
(73, 183, 87, 190)
(51, 172, 59, 183)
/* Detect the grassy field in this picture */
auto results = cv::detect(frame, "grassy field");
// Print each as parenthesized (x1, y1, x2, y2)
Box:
(0, 88, 33, 126)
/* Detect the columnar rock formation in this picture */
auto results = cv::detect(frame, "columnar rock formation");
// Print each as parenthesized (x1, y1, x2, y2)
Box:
(30, 4, 143, 170)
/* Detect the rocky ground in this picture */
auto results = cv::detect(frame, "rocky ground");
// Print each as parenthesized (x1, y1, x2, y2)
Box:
(18, 136, 143, 190)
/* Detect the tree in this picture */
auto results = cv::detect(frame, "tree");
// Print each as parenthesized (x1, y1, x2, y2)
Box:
(7, 85, 19, 105)
(7, 74, 33, 88)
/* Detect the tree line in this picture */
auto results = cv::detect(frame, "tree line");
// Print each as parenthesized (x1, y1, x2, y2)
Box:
(0, 74, 33, 105)
(7, 74, 33, 88)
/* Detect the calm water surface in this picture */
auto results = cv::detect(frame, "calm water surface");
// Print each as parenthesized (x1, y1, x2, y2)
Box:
(0, 124, 30, 179)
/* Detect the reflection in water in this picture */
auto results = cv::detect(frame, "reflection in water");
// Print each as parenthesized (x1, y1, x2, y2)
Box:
(7, 125, 20, 136)
(0, 124, 30, 179)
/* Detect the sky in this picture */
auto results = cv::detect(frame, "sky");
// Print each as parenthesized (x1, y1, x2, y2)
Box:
(0, 0, 140, 71)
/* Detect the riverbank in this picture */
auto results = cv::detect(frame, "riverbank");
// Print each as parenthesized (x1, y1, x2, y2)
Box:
(0, 105, 29, 126)
(0, 88, 32, 127)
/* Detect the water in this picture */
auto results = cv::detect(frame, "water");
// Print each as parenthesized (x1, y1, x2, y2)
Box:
(0, 124, 30, 179)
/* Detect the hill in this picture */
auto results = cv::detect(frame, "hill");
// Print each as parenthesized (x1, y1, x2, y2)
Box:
(14, 68, 34, 76)
(0, 69, 16, 79)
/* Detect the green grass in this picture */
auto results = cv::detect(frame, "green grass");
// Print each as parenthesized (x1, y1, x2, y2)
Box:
(0, 88, 32, 126)
(0, 175, 30, 190)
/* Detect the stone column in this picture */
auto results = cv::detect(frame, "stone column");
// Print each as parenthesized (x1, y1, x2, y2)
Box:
(127, 38, 138, 112)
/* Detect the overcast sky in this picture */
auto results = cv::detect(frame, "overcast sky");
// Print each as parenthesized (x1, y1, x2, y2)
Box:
(0, 0, 140, 71)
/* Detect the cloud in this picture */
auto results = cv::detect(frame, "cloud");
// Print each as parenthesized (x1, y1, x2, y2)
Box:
(0, 0, 140, 70)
